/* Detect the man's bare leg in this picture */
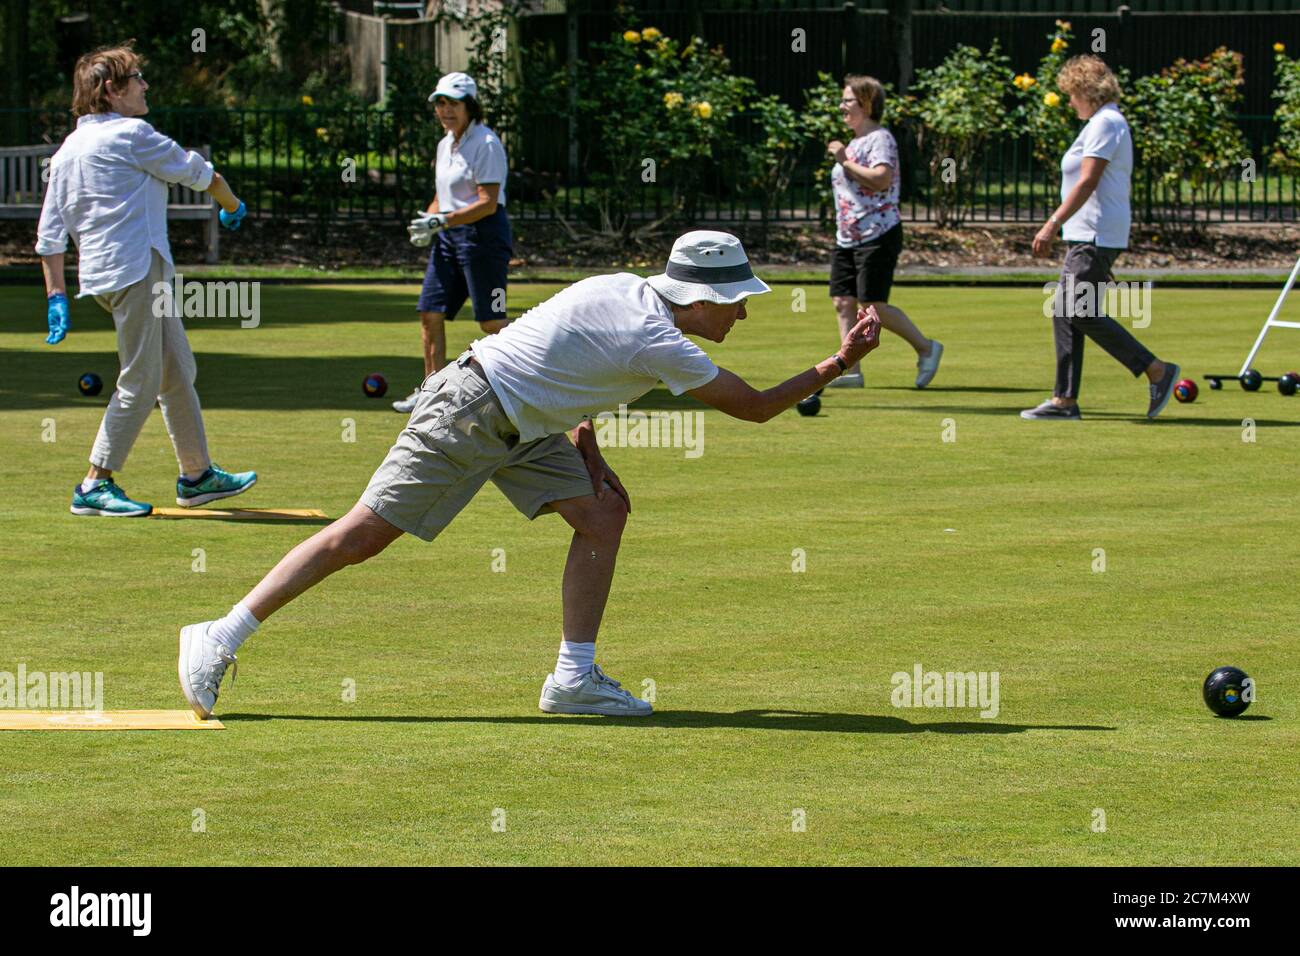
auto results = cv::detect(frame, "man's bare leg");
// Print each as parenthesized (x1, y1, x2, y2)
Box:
(241, 502, 405, 621)
(549, 492, 628, 644)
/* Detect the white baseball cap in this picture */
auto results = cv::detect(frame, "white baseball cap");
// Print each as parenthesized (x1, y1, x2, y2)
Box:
(428, 72, 478, 102)
(646, 231, 771, 305)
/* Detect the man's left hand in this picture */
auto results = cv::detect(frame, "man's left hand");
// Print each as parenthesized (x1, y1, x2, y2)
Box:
(575, 426, 631, 514)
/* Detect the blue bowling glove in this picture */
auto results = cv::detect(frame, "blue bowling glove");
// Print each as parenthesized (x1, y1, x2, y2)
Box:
(219, 201, 247, 231)
(45, 292, 70, 345)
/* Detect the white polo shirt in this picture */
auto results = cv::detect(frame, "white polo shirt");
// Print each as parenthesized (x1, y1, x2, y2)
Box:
(1060, 103, 1133, 249)
(436, 121, 508, 212)
(34, 113, 214, 297)
(471, 273, 719, 442)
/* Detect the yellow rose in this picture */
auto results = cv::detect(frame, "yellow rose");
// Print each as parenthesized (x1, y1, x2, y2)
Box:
(623, 30, 641, 43)
(1044, 92, 1061, 107)
(664, 91, 684, 110)
(641, 27, 661, 41)
(301, 95, 314, 106)
(693, 101, 713, 119)
(1275, 42, 1287, 53)
(1051, 38, 1067, 54)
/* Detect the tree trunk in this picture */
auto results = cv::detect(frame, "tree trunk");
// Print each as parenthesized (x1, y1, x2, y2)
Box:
(887, 0, 914, 95)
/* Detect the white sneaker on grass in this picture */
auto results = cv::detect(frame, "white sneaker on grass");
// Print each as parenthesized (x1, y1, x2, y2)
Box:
(915, 339, 944, 388)
(178, 621, 237, 719)
(391, 389, 420, 414)
(539, 663, 652, 716)
(828, 371, 864, 388)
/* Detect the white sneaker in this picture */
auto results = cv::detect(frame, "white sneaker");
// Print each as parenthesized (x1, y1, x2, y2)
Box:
(915, 339, 944, 388)
(178, 622, 238, 719)
(391, 389, 420, 414)
(828, 371, 864, 388)
(538, 663, 652, 716)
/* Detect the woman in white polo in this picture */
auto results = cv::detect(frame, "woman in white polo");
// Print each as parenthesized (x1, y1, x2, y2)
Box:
(392, 71, 513, 414)
(1023, 55, 1180, 420)
(36, 42, 256, 515)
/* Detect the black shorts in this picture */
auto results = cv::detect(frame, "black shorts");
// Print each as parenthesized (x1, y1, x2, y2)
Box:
(829, 222, 903, 303)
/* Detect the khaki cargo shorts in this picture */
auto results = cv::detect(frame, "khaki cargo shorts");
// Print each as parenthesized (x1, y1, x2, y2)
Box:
(360, 352, 596, 541)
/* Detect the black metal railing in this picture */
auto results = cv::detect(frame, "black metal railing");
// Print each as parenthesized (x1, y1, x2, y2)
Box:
(3, 107, 1295, 227)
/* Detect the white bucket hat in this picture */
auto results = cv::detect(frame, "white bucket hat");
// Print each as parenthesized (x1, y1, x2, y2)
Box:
(646, 231, 771, 305)
(428, 72, 478, 102)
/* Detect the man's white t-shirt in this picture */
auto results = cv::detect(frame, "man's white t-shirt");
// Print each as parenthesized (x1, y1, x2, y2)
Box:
(471, 273, 720, 442)
(1060, 103, 1132, 249)
(436, 121, 508, 212)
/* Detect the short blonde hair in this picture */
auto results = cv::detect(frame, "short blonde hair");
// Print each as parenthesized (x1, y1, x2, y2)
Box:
(844, 74, 886, 123)
(1056, 55, 1122, 109)
(72, 42, 144, 118)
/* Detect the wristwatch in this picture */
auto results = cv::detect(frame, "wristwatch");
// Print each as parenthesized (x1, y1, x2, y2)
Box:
(831, 353, 849, 373)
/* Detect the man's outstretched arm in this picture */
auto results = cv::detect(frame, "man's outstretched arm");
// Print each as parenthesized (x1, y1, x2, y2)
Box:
(688, 307, 882, 422)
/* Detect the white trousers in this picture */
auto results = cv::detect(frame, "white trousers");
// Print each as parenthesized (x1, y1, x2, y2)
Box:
(89, 250, 210, 476)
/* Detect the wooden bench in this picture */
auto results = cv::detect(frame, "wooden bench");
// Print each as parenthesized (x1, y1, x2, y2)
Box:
(0, 143, 221, 264)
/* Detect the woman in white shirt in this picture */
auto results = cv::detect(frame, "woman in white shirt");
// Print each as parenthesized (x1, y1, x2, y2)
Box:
(1023, 55, 1180, 420)
(393, 72, 513, 413)
(36, 43, 256, 517)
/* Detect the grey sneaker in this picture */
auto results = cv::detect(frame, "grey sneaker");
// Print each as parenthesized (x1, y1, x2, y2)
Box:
(539, 663, 652, 717)
(178, 621, 237, 719)
(1147, 362, 1180, 419)
(828, 371, 864, 388)
(391, 389, 420, 414)
(915, 339, 944, 388)
(1020, 400, 1082, 420)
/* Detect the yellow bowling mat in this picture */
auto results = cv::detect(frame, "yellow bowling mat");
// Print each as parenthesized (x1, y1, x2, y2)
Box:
(150, 508, 328, 520)
(0, 710, 224, 730)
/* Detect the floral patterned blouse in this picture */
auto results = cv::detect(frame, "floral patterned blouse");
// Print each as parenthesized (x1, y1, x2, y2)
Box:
(831, 127, 901, 247)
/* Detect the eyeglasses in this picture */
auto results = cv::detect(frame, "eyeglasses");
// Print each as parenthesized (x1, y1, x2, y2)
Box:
(125, 72, 145, 84)
(839, 98, 859, 107)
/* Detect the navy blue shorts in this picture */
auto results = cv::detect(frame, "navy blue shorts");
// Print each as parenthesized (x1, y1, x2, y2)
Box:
(417, 206, 513, 322)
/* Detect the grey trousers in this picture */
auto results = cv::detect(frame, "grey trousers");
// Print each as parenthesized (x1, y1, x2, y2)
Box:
(1053, 242, 1155, 400)
(89, 250, 211, 475)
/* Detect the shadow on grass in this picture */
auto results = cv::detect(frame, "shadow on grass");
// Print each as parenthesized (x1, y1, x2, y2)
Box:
(220, 709, 1114, 734)
(872, 386, 1044, 394)
(873, 403, 1300, 426)
(0, 351, 715, 414)
(150, 514, 333, 527)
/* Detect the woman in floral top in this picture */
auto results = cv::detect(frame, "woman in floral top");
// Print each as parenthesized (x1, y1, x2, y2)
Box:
(827, 74, 943, 389)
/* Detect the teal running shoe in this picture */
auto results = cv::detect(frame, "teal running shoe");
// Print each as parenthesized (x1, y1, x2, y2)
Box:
(70, 479, 153, 517)
(176, 463, 258, 507)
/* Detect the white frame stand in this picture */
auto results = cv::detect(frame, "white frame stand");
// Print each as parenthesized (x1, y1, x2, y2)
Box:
(1239, 254, 1300, 376)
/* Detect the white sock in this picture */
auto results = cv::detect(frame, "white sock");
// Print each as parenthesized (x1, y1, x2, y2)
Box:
(80, 478, 107, 493)
(208, 602, 260, 653)
(554, 640, 595, 686)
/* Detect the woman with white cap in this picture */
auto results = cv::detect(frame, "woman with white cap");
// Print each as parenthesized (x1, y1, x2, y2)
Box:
(393, 71, 513, 414)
